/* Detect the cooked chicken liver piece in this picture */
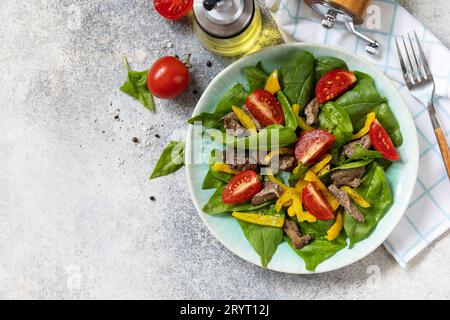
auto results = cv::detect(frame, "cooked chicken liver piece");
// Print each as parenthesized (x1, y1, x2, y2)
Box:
(331, 166, 366, 188)
(304, 98, 321, 126)
(342, 134, 371, 157)
(283, 220, 313, 249)
(251, 182, 282, 205)
(328, 184, 365, 223)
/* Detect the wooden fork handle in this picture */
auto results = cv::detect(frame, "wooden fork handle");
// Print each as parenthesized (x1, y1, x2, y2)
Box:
(434, 127, 450, 179)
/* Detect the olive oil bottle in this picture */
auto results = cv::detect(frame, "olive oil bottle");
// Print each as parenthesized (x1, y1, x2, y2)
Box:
(192, 0, 281, 57)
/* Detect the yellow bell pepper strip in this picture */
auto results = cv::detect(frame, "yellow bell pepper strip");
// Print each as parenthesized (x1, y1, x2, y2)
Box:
(298, 210, 317, 223)
(341, 186, 371, 208)
(304, 170, 339, 211)
(232, 212, 285, 228)
(326, 211, 343, 241)
(231, 105, 257, 132)
(317, 164, 331, 177)
(263, 148, 294, 164)
(267, 169, 289, 191)
(310, 154, 332, 174)
(276, 188, 301, 214)
(292, 104, 314, 131)
(351, 112, 376, 140)
(212, 163, 237, 175)
(265, 69, 281, 95)
(294, 179, 308, 193)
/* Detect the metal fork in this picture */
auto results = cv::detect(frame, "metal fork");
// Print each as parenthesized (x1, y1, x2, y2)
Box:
(395, 31, 450, 179)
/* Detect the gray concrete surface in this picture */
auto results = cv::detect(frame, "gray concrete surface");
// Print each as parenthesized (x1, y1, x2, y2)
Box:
(0, 0, 449, 299)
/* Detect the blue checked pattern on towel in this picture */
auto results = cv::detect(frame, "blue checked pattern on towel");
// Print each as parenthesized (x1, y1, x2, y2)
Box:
(267, 0, 450, 267)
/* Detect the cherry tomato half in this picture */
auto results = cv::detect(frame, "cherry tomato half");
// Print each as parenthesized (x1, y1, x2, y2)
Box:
(369, 120, 400, 161)
(245, 89, 285, 127)
(295, 129, 336, 165)
(222, 170, 262, 204)
(147, 56, 190, 99)
(153, 0, 193, 20)
(302, 183, 335, 221)
(316, 69, 357, 104)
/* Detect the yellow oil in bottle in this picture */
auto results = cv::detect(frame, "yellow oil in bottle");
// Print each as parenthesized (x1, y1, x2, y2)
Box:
(193, 5, 262, 57)
(192, 1, 282, 57)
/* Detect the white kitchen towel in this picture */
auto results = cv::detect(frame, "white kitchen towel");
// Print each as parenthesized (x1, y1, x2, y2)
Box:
(267, 0, 450, 267)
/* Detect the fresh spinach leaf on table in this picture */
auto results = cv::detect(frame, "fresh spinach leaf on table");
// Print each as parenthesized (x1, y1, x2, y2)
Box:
(238, 206, 285, 268)
(242, 61, 268, 92)
(280, 50, 315, 109)
(277, 91, 298, 130)
(150, 141, 185, 179)
(314, 57, 348, 83)
(120, 58, 154, 110)
(344, 163, 393, 247)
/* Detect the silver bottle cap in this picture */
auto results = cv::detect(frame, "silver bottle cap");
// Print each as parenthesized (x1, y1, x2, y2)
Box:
(193, 0, 255, 39)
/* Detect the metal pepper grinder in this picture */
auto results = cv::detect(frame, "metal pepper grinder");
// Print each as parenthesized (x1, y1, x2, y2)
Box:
(304, 0, 380, 54)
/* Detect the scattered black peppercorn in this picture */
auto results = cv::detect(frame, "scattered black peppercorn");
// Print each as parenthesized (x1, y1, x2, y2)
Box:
(132, 137, 139, 143)
(174, 54, 179, 59)
(114, 114, 119, 120)
(155, 134, 160, 138)
(150, 196, 156, 201)
(192, 89, 198, 95)
(206, 60, 212, 67)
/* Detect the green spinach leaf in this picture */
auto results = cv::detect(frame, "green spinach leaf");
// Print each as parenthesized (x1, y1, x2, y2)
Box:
(331, 159, 373, 171)
(238, 206, 284, 268)
(150, 141, 185, 179)
(202, 170, 225, 190)
(286, 234, 347, 271)
(335, 72, 386, 126)
(208, 125, 297, 150)
(344, 163, 393, 247)
(214, 83, 249, 115)
(277, 91, 298, 130)
(318, 102, 354, 165)
(187, 112, 224, 130)
(288, 163, 309, 187)
(242, 61, 268, 92)
(314, 57, 348, 83)
(347, 144, 383, 162)
(120, 59, 154, 110)
(280, 50, 315, 109)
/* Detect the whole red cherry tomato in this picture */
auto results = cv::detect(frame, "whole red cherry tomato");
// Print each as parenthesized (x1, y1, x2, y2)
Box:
(153, 0, 193, 20)
(147, 56, 190, 99)
(316, 69, 357, 104)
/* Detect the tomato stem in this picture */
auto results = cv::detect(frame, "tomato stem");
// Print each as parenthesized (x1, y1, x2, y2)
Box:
(183, 53, 192, 69)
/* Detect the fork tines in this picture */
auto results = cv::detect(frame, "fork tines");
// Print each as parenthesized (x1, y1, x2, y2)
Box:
(395, 31, 433, 88)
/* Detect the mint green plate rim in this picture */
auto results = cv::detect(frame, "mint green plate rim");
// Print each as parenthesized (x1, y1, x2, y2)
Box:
(185, 43, 419, 274)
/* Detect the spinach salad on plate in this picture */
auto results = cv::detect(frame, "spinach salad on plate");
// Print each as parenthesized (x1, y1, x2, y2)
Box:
(151, 50, 403, 271)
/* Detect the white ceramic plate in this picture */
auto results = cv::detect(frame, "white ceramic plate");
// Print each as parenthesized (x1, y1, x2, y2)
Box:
(185, 43, 419, 274)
